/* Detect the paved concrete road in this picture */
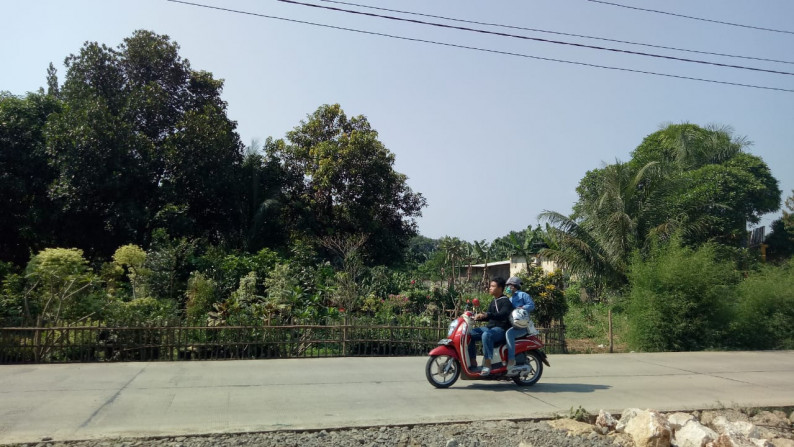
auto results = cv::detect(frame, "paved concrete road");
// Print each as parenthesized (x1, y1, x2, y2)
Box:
(1, 351, 793, 444)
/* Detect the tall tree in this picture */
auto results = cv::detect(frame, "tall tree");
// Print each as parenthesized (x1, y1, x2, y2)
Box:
(271, 104, 426, 265)
(541, 123, 780, 289)
(238, 140, 290, 252)
(45, 63, 60, 98)
(0, 92, 61, 264)
(45, 30, 244, 256)
(765, 190, 794, 261)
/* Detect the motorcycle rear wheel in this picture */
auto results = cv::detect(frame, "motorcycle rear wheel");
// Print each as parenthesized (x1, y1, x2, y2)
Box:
(513, 351, 543, 386)
(425, 355, 460, 388)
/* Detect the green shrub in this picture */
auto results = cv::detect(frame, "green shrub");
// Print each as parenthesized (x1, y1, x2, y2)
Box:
(215, 248, 280, 297)
(732, 260, 794, 349)
(626, 239, 739, 351)
(519, 267, 567, 327)
(0, 260, 16, 284)
(106, 296, 178, 325)
(144, 229, 197, 301)
(185, 272, 219, 324)
(364, 266, 409, 299)
(1, 273, 27, 326)
(113, 244, 149, 299)
(24, 248, 97, 324)
(564, 281, 582, 306)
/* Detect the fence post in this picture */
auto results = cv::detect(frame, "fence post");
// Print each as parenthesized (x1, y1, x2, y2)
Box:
(341, 316, 347, 356)
(560, 316, 567, 353)
(33, 317, 42, 363)
(608, 309, 613, 354)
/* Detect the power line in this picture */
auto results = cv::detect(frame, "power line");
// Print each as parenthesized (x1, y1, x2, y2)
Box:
(318, 0, 794, 66)
(587, 0, 794, 36)
(277, 0, 794, 77)
(164, 0, 794, 93)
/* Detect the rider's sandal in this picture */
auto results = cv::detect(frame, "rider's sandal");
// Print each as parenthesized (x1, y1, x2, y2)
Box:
(479, 367, 491, 376)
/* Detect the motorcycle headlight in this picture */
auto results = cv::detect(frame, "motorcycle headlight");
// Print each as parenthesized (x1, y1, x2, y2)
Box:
(447, 319, 459, 337)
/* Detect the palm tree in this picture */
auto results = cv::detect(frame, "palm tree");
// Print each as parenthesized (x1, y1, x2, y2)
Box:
(538, 212, 624, 288)
(541, 123, 766, 293)
(539, 160, 657, 289)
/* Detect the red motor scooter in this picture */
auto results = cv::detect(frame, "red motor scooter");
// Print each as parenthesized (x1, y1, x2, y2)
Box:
(425, 304, 550, 388)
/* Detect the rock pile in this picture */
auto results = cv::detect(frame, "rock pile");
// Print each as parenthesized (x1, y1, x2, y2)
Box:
(576, 408, 794, 447)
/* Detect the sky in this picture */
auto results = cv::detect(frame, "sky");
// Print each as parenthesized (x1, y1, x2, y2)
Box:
(2, 0, 793, 242)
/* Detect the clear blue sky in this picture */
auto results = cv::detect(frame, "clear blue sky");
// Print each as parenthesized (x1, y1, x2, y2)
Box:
(2, 0, 792, 242)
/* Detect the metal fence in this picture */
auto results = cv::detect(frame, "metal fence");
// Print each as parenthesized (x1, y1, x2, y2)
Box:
(0, 322, 566, 364)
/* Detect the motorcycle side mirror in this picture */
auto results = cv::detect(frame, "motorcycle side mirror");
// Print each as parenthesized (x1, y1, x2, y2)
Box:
(472, 298, 480, 308)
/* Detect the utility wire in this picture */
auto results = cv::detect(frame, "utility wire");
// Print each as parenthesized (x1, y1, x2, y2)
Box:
(318, 0, 794, 66)
(164, 0, 794, 93)
(587, 0, 794, 36)
(277, 0, 794, 77)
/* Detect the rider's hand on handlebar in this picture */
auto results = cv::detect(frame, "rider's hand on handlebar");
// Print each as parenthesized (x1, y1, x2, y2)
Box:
(474, 312, 487, 321)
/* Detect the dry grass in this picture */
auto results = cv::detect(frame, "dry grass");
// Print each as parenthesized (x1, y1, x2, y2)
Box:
(566, 337, 629, 354)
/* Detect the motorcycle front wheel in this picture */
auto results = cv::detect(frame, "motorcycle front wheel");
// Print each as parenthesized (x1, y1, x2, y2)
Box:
(513, 351, 543, 386)
(425, 355, 460, 388)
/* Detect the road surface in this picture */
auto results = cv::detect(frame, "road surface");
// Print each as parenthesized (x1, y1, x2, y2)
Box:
(1, 351, 793, 444)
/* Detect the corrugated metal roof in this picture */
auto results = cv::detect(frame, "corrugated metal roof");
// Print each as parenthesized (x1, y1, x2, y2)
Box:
(466, 260, 511, 268)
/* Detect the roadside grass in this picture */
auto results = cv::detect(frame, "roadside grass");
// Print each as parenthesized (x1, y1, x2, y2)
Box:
(563, 302, 630, 354)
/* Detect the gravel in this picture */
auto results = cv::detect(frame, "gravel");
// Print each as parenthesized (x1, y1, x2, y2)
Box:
(8, 408, 792, 447)
(6, 419, 621, 447)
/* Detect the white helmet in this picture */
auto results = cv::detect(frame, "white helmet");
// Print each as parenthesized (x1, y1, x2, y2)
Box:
(510, 308, 530, 329)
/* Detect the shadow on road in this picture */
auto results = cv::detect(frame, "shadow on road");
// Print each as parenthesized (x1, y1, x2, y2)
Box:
(463, 382, 611, 393)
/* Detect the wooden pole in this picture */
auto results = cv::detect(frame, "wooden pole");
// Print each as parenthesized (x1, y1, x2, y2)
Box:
(342, 315, 348, 357)
(608, 309, 614, 353)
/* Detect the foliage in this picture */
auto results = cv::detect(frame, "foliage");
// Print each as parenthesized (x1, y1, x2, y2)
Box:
(239, 147, 290, 252)
(321, 234, 368, 314)
(785, 190, 794, 229)
(0, 261, 16, 285)
(731, 260, 794, 350)
(262, 264, 299, 322)
(567, 406, 591, 422)
(404, 235, 439, 265)
(540, 210, 627, 292)
(0, 273, 27, 326)
(208, 272, 266, 326)
(438, 236, 473, 287)
(363, 265, 409, 300)
(105, 296, 178, 326)
(42, 30, 244, 258)
(23, 248, 98, 324)
(626, 237, 739, 351)
(272, 104, 427, 265)
(563, 299, 629, 352)
(491, 225, 545, 262)
(360, 292, 409, 320)
(8, 32, 791, 354)
(517, 266, 567, 327)
(765, 219, 794, 262)
(185, 272, 218, 324)
(197, 247, 281, 298)
(0, 92, 61, 265)
(541, 124, 781, 291)
(112, 244, 149, 299)
(144, 229, 197, 302)
(765, 190, 794, 262)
